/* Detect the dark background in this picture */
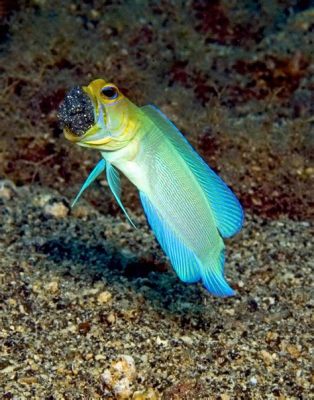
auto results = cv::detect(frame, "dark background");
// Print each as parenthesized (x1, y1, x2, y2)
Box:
(0, 0, 313, 220)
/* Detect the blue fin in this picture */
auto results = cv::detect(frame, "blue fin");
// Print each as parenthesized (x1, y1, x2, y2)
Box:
(141, 105, 244, 238)
(71, 159, 106, 208)
(140, 192, 200, 283)
(106, 162, 136, 228)
(199, 250, 235, 297)
(140, 191, 234, 295)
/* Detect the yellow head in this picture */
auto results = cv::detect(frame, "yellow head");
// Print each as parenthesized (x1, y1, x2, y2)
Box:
(58, 79, 139, 151)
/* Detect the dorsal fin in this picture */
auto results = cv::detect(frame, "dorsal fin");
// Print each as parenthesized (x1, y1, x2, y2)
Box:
(141, 105, 244, 238)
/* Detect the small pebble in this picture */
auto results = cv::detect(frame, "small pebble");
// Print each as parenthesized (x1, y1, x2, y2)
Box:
(101, 355, 137, 399)
(0, 180, 17, 200)
(0, 186, 12, 200)
(180, 336, 193, 346)
(90, 9, 100, 19)
(95, 354, 106, 361)
(71, 205, 90, 218)
(156, 336, 168, 346)
(97, 291, 112, 304)
(286, 344, 301, 358)
(78, 321, 91, 334)
(44, 201, 69, 218)
(45, 281, 59, 294)
(18, 376, 38, 385)
(107, 312, 116, 324)
(132, 388, 159, 399)
(260, 350, 274, 365)
(249, 376, 258, 385)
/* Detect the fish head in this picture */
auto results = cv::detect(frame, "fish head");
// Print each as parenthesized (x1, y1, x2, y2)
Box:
(58, 79, 136, 150)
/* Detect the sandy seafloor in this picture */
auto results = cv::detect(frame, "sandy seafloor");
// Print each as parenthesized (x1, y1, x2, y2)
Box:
(0, 1, 313, 399)
(0, 184, 313, 399)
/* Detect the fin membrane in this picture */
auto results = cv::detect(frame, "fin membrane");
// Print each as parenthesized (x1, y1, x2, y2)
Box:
(71, 159, 106, 207)
(140, 191, 234, 295)
(140, 191, 200, 283)
(141, 105, 244, 238)
(106, 162, 136, 228)
(199, 250, 235, 297)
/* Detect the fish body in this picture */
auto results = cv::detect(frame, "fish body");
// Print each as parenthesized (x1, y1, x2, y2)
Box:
(58, 79, 244, 296)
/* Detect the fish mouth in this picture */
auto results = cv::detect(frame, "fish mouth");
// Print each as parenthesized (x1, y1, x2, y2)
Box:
(58, 85, 113, 147)
(58, 86, 96, 142)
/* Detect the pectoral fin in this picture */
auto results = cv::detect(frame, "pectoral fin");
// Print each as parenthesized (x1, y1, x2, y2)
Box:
(106, 162, 136, 228)
(72, 159, 106, 207)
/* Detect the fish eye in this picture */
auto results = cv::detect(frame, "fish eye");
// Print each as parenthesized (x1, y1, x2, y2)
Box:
(101, 86, 119, 100)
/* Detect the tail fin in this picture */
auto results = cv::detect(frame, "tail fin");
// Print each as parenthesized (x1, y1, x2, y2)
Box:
(199, 249, 235, 297)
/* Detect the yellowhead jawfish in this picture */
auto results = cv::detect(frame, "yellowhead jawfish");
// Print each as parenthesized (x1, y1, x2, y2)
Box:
(58, 79, 244, 296)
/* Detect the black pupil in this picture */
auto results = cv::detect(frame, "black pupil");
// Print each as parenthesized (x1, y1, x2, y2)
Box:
(102, 86, 118, 99)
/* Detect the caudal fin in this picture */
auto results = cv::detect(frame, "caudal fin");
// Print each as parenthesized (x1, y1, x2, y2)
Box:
(199, 250, 235, 297)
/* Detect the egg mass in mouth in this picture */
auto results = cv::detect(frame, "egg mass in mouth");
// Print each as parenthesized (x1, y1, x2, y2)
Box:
(58, 86, 94, 136)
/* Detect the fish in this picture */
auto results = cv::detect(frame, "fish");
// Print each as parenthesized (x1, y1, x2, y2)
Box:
(58, 79, 244, 296)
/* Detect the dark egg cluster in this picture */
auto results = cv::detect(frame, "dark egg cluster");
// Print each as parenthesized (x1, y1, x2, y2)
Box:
(58, 86, 94, 136)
